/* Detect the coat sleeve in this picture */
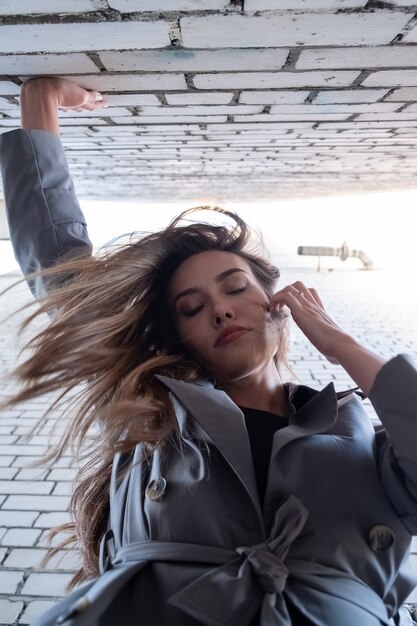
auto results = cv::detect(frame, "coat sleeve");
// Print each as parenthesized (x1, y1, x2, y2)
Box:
(369, 354, 417, 534)
(0, 128, 93, 298)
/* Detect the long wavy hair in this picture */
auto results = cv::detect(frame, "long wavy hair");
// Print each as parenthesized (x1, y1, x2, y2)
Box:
(3, 206, 289, 587)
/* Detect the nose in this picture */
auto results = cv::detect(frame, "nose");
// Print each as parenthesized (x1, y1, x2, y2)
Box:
(212, 302, 235, 326)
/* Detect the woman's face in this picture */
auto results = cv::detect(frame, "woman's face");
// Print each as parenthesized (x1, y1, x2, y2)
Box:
(168, 250, 280, 383)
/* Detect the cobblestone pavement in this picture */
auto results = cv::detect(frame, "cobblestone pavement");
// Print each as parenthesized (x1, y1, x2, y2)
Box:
(0, 259, 417, 625)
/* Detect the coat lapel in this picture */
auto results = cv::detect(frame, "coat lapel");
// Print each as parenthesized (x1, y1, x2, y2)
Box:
(271, 382, 339, 456)
(156, 375, 264, 528)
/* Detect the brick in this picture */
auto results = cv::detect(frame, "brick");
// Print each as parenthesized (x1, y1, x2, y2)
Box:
(0, 0, 104, 14)
(0, 467, 18, 479)
(140, 105, 262, 116)
(0, 445, 47, 456)
(362, 70, 417, 87)
(2, 495, 69, 511)
(0, 599, 24, 624)
(270, 103, 399, 114)
(194, 71, 360, 90)
(21, 572, 73, 597)
(235, 113, 351, 122)
(0, 511, 39, 527)
(0, 81, 20, 96)
(99, 48, 289, 72)
(47, 468, 77, 481)
(385, 87, 417, 101)
(0, 456, 16, 466)
(41, 549, 81, 571)
(403, 23, 417, 43)
(0, 53, 99, 76)
(112, 115, 229, 124)
(1, 528, 42, 547)
(297, 46, 417, 70)
(4, 547, 46, 568)
(245, 0, 367, 7)
(239, 91, 310, 105)
(15, 468, 49, 480)
(166, 93, 233, 105)
(104, 94, 161, 106)
(19, 600, 60, 625)
(0, 569, 23, 594)
(180, 13, 410, 48)
(0, 480, 54, 495)
(109, 0, 229, 9)
(314, 89, 390, 104)
(0, 22, 170, 54)
(63, 73, 188, 92)
(34, 512, 72, 528)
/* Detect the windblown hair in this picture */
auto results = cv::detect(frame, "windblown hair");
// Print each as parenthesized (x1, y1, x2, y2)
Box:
(3, 206, 288, 587)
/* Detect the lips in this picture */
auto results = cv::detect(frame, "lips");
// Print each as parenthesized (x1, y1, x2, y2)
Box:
(214, 325, 251, 347)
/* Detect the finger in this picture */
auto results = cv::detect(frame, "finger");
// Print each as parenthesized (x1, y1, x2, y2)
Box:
(310, 288, 326, 309)
(291, 281, 316, 304)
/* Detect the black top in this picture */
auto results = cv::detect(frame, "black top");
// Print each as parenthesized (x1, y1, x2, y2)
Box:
(240, 406, 288, 506)
(240, 406, 314, 626)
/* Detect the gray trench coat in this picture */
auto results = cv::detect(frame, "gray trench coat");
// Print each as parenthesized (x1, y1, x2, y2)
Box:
(1, 130, 417, 626)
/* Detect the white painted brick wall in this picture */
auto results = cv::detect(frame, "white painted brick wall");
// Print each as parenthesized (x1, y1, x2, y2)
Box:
(0, 0, 104, 15)
(98, 48, 290, 72)
(108, 0, 230, 10)
(362, 70, 417, 87)
(245, 0, 367, 8)
(313, 89, 390, 104)
(0, 53, 100, 76)
(63, 74, 188, 91)
(297, 45, 417, 70)
(180, 13, 411, 48)
(166, 92, 233, 104)
(193, 71, 360, 89)
(0, 22, 170, 54)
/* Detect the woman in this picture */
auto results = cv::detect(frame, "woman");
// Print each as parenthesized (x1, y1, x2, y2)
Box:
(0, 78, 416, 626)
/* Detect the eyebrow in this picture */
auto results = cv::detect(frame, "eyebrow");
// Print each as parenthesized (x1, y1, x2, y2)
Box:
(172, 268, 247, 308)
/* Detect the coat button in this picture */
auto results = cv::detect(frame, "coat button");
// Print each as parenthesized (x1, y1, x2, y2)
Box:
(368, 525, 395, 552)
(145, 477, 167, 501)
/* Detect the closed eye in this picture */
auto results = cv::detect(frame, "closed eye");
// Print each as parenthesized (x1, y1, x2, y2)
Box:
(183, 305, 204, 317)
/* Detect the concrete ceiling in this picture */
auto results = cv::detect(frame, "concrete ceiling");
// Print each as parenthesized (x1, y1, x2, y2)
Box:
(1, 1, 417, 202)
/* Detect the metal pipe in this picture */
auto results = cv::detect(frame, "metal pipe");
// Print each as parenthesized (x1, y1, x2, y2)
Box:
(297, 242, 373, 269)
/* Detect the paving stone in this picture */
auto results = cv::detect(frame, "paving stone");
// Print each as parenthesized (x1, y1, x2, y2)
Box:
(0, 511, 39, 527)
(1, 528, 43, 547)
(21, 572, 73, 597)
(19, 600, 60, 625)
(0, 599, 24, 624)
(4, 547, 46, 568)
(2, 495, 69, 512)
(0, 22, 170, 54)
(0, 569, 23, 594)
(0, 480, 54, 495)
(180, 13, 410, 48)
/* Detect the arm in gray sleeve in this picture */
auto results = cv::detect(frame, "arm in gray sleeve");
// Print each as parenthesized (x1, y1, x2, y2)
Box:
(0, 128, 93, 298)
(369, 354, 417, 534)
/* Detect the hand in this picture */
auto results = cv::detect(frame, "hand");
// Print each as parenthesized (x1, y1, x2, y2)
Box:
(269, 281, 348, 364)
(20, 77, 107, 134)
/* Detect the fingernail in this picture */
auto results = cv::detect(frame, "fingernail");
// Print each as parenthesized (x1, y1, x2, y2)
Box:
(95, 94, 103, 101)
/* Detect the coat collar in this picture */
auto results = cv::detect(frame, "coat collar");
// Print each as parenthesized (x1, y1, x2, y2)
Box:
(156, 375, 340, 525)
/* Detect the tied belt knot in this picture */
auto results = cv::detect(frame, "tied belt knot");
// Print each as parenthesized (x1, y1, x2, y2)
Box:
(235, 541, 289, 594)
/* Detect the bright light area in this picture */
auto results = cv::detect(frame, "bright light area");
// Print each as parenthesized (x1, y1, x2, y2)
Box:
(1, 188, 416, 274)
